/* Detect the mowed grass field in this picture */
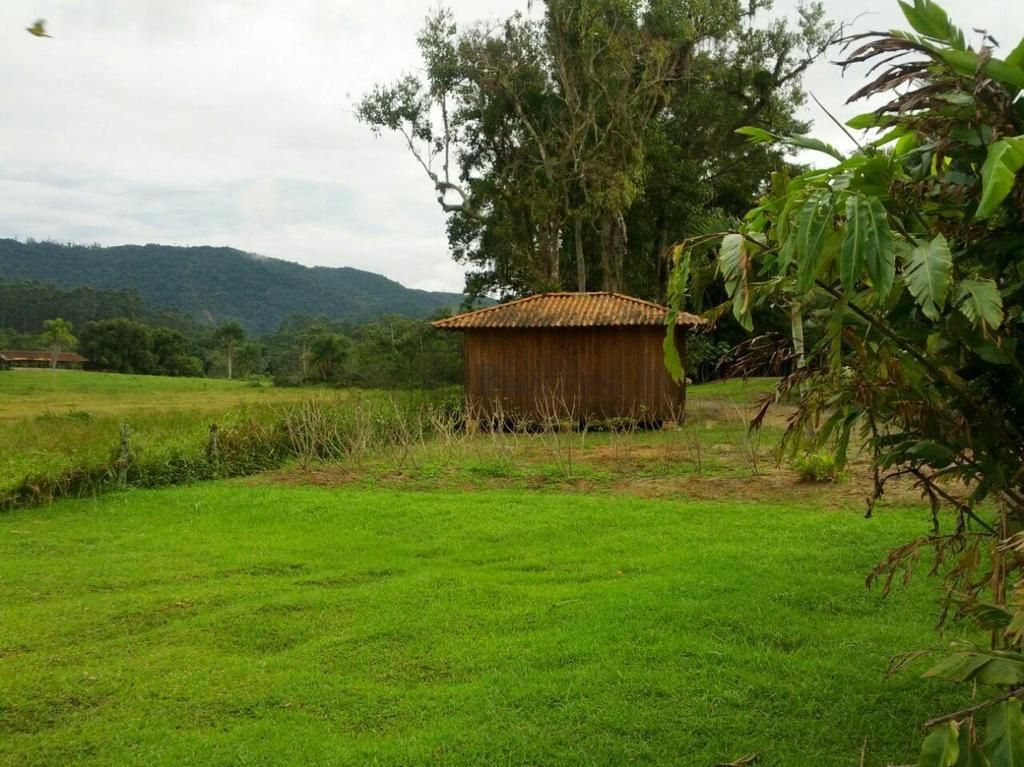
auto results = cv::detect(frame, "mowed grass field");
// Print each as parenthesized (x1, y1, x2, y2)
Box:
(2, 485, 967, 767)
(0, 370, 970, 765)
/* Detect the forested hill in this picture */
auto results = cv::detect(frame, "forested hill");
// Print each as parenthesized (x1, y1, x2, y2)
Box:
(0, 239, 466, 333)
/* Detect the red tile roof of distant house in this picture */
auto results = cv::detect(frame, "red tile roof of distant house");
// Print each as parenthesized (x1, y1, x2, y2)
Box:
(0, 350, 89, 363)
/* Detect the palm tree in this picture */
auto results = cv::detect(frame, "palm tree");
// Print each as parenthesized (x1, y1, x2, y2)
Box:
(308, 333, 349, 383)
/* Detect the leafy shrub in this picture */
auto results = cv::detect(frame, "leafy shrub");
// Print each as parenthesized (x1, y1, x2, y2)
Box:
(792, 451, 840, 483)
(686, 334, 734, 383)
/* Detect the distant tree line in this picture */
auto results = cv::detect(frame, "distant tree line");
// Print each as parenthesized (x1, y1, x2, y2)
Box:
(263, 312, 463, 388)
(0, 280, 462, 387)
(1, 280, 137, 331)
(0, 280, 203, 335)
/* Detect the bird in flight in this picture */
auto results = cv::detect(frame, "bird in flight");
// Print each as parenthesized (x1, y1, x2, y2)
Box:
(26, 19, 52, 38)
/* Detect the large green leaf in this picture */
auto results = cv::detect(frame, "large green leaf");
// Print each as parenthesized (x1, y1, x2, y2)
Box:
(840, 196, 871, 291)
(846, 112, 885, 130)
(846, 112, 874, 130)
(859, 198, 895, 299)
(1008, 37, 1024, 71)
(926, 647, 1024, 686)
(964, 604, 1014, 632)
(899, 0, 965, 48)
(942, 51, 1024, 91)
(985, 701, 1024, 767)
(920, 722, 961, 767)
(783, 135, 846, 163)
(907, 440, 957, 465)
(719, 233, 753, 331)
(977, 659, 1024, 686)
(663, 327, 683, 383)
(904, 234, 952, 320)
(663, 248, 691, 383)
(839, 194, 897, 296)
(977, 137, 1024, 220)
(926, 652, 998, 683)
(734, 126, 774, 143)
(956, 279, 1005, 331)
(796, 193, 834, 292)
(735, 126, 846, 162)
(957, 724, 992, 767)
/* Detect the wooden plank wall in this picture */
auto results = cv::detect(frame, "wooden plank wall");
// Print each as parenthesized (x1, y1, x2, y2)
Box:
(463, 327, 686, 423)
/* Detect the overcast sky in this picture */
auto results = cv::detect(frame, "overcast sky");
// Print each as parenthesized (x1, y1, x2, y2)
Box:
(1, 1, 1020, 293)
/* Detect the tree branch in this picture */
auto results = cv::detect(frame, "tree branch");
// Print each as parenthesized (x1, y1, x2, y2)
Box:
(923, 687, 1024, 730)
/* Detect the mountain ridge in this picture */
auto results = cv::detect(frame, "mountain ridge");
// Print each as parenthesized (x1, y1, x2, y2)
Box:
(0, 239, 467, 334)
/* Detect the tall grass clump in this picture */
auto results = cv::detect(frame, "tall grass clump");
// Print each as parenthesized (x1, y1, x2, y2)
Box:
(279, 392, 449, 469)
(1, 390, 461, 512)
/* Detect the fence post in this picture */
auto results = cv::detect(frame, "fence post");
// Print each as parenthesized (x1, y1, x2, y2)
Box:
(117, 423, 131, 488)
(206, 423, 219, 462)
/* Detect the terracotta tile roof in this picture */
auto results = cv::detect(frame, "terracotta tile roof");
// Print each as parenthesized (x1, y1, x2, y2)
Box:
(432, 292, 705, 330)
(0, 350, 89, 363)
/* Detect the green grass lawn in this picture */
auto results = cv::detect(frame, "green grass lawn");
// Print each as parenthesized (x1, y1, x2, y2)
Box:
(0, 483, 968, 766)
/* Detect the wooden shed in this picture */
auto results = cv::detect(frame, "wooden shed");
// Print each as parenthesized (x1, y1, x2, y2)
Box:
(432, 292, 704, 424)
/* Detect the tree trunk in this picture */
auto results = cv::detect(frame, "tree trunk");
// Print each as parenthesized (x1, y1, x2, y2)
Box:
(655, 216, 669, 301)
(600, 218, 613, 291)
(575, 215, 586, 292)
(600, 214, 627, 292)
(537, 221, 560, 289)
(549, 222, 560, 287)
(790, 306, 806, 368)
(227, 345, 234, 380)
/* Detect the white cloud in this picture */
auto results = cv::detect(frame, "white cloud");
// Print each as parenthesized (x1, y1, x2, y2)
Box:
(1, 0, 1020, 291)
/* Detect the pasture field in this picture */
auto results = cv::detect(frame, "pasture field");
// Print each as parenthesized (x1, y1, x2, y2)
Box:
(0, 370, 332, 489)
(0, 369, 290, 421)
(1, 484, 967, 767)
(0, 370, 783, 501)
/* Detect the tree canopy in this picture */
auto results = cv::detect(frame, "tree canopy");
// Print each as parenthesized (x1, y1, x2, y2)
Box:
(40, 318, 75, 370)
(359, 0, 836, 301)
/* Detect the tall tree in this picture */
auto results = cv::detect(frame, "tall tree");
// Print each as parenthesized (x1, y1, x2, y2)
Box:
(40, 318, 75, 370)
(628, 1, 833, 298)
(233, 341, 265, 379)
(79, 318, 155, 374)
(359, 0, 836, 300)
(150, 327, 202, 377)
(213, 321, 245, 380)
